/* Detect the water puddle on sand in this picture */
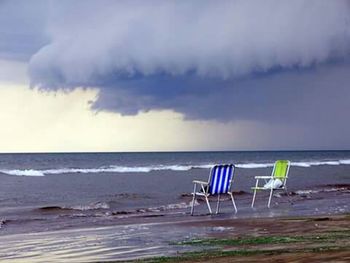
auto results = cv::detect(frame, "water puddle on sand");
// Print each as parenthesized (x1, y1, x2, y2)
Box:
(0, 222, 206, 262)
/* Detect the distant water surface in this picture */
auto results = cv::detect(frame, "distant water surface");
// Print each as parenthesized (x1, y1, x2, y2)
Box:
(0, 151, 350, 176)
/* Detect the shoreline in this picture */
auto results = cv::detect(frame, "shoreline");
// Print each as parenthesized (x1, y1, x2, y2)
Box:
(1, 213, 349, 262)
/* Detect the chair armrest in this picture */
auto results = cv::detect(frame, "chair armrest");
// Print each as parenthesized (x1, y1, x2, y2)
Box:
(193, 180, 209, 185)
(254, 176, 272, 179)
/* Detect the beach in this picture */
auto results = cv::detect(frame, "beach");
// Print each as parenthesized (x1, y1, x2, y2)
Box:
(2, 1, 350, 261)
(0, 213, 349, 262)
(0, 151, 349, 262)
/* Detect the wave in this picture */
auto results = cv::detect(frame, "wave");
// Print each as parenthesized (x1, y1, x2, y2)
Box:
(1, 169, 46, 176)
(295, 185, 350, 196)
(0, 219, 7, 229)
(291, 160, 348, 167)
(135, 201, 196, 213)
(35, 201, 196, 220)
(0, 164, 213, 176)
(39, 202, 110, 212)
(1, 159, 350, 176)
(236, 163, 274, 169)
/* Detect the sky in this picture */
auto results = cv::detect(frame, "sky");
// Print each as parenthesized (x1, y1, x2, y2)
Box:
(0, 0, 350, 152)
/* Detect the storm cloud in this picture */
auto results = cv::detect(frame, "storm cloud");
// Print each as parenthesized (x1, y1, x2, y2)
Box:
(29, 1, 350, 81)
(2, 0, 350, 141)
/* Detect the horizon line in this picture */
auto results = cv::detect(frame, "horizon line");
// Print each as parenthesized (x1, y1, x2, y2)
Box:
(0, 149, 349, 154)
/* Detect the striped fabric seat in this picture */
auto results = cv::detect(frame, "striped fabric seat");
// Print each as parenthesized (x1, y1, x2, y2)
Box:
(191, 164, 237, 215)
(209, 165, 234, 195)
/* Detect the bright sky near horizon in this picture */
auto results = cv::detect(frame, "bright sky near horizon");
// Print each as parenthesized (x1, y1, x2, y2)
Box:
(0, 59, 250, 152)
(0, 58, 311, 152)
(0, 0, 350, 152)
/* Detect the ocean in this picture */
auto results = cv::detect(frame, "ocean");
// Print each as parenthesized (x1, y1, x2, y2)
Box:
(0, 151, 349, 236)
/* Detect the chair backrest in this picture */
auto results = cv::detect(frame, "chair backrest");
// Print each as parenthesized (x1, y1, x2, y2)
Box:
(208, 164, 235, 195)
(272, 160, 290, 184)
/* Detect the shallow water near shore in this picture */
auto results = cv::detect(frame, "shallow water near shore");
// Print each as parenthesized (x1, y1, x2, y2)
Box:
(0, 151, 349, 261)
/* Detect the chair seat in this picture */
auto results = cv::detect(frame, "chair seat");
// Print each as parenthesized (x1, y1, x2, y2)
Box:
(192, 192, 207, 196)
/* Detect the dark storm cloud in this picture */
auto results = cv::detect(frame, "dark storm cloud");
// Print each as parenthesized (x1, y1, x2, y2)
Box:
(29, 0, 350, 85)
(93, 63, 350, 124)
(2, 0, 350, 140)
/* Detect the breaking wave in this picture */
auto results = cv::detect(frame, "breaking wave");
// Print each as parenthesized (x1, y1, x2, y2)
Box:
(36, 201, 195, 219)
(1, 159, 349, 176)
(0, 164, 212, 176)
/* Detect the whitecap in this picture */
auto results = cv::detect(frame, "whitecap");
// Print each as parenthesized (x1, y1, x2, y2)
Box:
(1, 158, 350, 177)
(339, 159, 350, 165)
(236, 163, 274, 169)
(0, 169, 45, 176)
(295, 190, 319, 195)
(69, 202, 110, 211)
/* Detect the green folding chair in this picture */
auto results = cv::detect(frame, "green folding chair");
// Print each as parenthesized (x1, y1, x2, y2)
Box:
(251, 160, 291, 208)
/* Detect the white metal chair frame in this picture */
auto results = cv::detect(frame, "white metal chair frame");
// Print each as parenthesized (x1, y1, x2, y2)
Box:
(190, 164, 237, 215)
(251, 160, 291, 208)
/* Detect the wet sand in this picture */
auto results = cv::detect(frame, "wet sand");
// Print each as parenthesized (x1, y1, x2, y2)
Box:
(0, 213, 349, 262)
(140, 214, 350, 262)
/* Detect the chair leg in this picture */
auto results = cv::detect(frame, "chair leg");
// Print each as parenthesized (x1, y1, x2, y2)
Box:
(251, 179, 259, 208)
(229, 193, 238, 213)
(215, 194, 221, 214)
(268, 188, 274, 208)
(190, 183, 197, 215)
(205, 195, 212, 214)
(251, 189, 257, 208)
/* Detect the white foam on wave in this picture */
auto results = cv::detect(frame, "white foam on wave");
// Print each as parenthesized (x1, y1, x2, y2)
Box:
(292, 159, 350, 167)
(295, 189, 319, 195)
(295, 186, 350, 196)
(236, 163, 274, 169)
(0, 169, 46, 176)
(0, 164, 210, 176)
(339, 159, 350, 165)
(1, 159, 350, 176)
(69, 202, 110, 211)
(142, 201, 199, 213)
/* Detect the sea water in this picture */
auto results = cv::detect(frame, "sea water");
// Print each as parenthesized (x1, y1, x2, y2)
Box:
(0, 151, 349, 235)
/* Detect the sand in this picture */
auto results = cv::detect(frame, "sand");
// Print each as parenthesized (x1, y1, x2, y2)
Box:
(137, 214, 350, 262)
(0, 213, 349, 262)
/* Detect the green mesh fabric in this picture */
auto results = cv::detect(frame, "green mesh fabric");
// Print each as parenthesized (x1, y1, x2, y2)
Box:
(273, 160, 289, 179)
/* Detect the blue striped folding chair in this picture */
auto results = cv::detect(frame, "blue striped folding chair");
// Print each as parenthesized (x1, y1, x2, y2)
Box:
(190, 164, 237, 215)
